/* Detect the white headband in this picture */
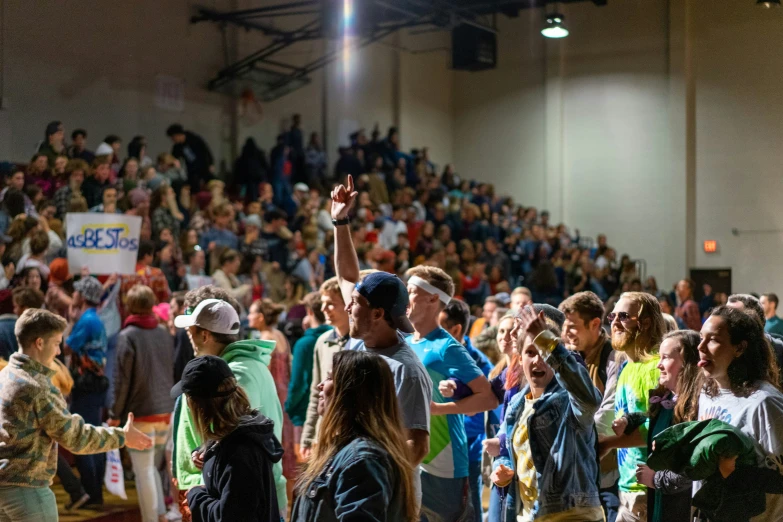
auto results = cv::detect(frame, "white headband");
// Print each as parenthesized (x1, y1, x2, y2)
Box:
(409, 276, 452, 304)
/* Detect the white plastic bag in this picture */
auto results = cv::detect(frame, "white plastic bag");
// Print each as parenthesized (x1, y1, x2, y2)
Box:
(104, 445, 127, 499)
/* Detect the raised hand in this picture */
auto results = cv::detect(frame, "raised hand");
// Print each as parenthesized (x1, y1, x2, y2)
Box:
(516, 305, 547, 340)
(330, 175, 359, 221)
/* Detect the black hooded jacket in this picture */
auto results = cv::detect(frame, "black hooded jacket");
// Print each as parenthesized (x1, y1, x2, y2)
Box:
(187, 412, 283, 522)
(234, 138, 269, 184)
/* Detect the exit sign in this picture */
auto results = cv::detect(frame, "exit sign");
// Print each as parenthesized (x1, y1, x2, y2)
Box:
(703, 240, 718, 253)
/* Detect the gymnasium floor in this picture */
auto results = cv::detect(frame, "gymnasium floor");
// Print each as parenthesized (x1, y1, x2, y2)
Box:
(52, 482, 141, 522)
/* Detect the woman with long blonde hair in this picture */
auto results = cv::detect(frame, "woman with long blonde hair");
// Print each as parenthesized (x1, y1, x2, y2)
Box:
(292, 350, 417, 521)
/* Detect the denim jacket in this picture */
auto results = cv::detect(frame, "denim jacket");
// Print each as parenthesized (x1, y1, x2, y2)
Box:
(493, 338, 602, 521)
(291, 438, 406, 522)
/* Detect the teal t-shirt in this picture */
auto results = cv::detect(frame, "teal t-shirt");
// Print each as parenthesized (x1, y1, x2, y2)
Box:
(765, 316, 783, 336)
(406, 327, 482, 479)
(615, 357, 661, 492)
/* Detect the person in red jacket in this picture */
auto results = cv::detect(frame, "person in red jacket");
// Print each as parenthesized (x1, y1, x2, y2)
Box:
(675, 279, 701, 331)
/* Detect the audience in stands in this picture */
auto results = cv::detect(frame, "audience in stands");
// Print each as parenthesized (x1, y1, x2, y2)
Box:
(3, 117, 783, 522)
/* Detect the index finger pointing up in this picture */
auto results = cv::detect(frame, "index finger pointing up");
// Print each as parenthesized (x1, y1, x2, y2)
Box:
(346, 174, 354, 192)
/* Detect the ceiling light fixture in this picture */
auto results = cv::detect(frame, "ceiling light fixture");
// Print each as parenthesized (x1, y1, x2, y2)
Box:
(758, 0, 781, 7)
(541, 12, 569, 38)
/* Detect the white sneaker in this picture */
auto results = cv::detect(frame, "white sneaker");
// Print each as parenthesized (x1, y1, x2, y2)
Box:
(165, 505, 182, 521)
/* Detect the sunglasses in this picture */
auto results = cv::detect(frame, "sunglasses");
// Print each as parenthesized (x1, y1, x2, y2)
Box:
(607, 312, 638, 323)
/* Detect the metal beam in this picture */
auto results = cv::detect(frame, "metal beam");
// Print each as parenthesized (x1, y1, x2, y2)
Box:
(263, 17, 436, 96)
(208, 18, 322, 91)
(194, 9, 293, 37)
(403, 0, 497, 33)
(191, 1, 319, 23)
(240, 9, 321, 19)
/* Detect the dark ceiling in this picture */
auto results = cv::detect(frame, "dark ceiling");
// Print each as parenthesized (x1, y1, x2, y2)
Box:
(192, 0, 607, 101)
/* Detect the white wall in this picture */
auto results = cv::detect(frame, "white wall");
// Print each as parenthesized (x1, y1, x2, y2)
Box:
(453, 13, 546, 208)
(0, 0, 231, 164)
(453, 0, 783, 294)
(453, 2, 685, 287)
(0, 0, 455, 171)
(399, 33, 455, 167)
(691, 0, 783, 295)
(556, 1, 681, 288)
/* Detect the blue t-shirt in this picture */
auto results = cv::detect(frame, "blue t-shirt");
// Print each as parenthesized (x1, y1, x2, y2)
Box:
(66, 308, 108, 369)
(462, 337, 497, 463)
(407, 327, 483, 479)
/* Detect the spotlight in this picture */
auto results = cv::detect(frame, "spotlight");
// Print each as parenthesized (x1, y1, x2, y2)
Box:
(758, 0, 781, 7)
(541, 13, 569, 38)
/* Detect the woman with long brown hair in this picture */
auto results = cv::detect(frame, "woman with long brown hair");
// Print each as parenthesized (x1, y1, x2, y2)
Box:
(247, 298, 296, 498)
(612, 330, 702, 522)
(176, 355, 283, 522)
(291, 350, 417, 521)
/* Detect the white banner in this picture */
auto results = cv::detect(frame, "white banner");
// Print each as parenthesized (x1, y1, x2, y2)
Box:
(66, 213, 142, 275)
(155, 74, 185, 112)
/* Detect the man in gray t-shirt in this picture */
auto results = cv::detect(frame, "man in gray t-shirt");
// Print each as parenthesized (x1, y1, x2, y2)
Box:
(331, 176, 433, 503)
(347, 338, 432, 433)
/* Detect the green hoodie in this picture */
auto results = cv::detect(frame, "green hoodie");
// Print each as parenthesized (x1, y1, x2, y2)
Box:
(174, 339, 287, 512)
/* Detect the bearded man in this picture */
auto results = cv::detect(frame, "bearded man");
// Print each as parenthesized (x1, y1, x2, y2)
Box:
(596, 292, 665, 522)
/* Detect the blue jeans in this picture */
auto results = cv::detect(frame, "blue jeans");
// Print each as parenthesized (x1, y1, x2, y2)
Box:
(468, 460, 483, 522)
(601, 483, 620, 522)
(0, 486, 58, 522)
(70, 389, 107, 504)
(487, 485, 503, 522)
(420, 472, 474, 522)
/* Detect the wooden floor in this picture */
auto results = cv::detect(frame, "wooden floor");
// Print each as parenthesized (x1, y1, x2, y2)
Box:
(51, 477, 490, 521)
(52, 482, 141, 522)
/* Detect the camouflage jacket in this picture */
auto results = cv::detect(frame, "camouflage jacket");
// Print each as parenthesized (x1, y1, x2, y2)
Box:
(0, 353, 125, 487)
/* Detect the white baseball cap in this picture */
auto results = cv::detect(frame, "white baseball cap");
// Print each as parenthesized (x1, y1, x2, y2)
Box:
(174, 299, 240, 335)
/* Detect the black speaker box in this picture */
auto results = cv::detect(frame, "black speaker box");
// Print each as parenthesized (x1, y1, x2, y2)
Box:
(452, 23, 497, 71)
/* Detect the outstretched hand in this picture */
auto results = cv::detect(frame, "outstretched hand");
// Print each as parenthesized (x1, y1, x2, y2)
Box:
(330, 175, 358, 221)
(123, 413, 153, 451)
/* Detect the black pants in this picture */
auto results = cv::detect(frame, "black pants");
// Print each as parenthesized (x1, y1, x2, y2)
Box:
(57, 453, 87, 503)
(70, 389, 107, 504)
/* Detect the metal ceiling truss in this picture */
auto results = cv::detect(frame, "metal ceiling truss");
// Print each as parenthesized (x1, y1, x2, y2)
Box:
(192, 0, 606, 101)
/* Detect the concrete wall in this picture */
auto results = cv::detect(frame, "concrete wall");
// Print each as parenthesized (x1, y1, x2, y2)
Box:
(4, 0, 782, 294)
(0, 1, 455, 170)
(453, 0, 783, 293)
(453, 2, 684, 288)
(691, 0, 783, 294)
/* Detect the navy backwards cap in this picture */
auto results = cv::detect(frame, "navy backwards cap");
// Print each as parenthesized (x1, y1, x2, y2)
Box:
(355, 272, 414, 334)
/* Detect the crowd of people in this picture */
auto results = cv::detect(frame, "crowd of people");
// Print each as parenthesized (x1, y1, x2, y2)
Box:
(0, 118, 782, 522)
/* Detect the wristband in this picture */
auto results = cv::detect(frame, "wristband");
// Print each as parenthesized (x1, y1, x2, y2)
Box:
(332, 217, 351, 226)
(532, 330, 559, 354)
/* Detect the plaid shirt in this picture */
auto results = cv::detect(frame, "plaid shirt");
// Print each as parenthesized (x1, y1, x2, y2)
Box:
(54, 185, 73, 219)
(0, 353, 124, 487)
(151, 207, 181, 240)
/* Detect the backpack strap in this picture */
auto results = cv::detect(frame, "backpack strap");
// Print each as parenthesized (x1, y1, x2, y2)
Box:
(597, 340, 613, 387)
